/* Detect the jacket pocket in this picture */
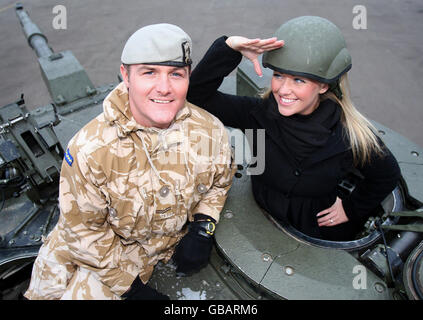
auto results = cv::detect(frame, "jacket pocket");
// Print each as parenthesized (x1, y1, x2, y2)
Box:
(189, 164, 214, 211)
(106, 191, 143, 240)
(151, 186, 187, 236)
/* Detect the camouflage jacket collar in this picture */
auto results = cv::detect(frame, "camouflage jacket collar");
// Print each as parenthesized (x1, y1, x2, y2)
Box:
(103, 82, 191, 138)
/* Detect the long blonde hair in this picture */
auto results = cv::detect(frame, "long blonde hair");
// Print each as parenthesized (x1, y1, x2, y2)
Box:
(322, 74, 383, 166)
(261, 73, 383, 166)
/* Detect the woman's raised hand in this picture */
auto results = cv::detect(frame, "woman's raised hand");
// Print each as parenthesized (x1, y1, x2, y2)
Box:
(225, 36, 284, 77)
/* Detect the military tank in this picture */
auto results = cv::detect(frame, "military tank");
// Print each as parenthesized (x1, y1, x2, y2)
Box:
(1, 4, 422, 300)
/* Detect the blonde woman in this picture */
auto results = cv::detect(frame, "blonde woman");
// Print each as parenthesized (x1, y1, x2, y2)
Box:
(188, 16, 401, 241)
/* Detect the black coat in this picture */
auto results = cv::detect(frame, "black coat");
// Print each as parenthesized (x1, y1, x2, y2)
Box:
(187, 36, 401, 241)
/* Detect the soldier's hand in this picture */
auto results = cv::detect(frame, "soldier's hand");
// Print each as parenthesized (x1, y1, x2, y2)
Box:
(172, 214, 216, 276)
(121, 276, 170, 300)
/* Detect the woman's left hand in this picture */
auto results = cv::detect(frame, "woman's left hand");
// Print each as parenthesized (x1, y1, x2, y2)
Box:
(316, 197, 349, 227)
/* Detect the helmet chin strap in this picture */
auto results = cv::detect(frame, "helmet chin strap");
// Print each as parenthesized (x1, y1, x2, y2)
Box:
(329, 81, 343, 100)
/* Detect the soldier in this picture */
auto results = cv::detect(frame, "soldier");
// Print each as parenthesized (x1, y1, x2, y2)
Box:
(24, 24, 235, 300)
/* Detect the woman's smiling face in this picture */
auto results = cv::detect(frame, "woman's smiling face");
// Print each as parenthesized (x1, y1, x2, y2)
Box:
(271, 71, 329, 116)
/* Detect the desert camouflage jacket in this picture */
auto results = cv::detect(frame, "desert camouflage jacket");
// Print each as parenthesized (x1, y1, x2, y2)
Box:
(25, 82, 235, 298)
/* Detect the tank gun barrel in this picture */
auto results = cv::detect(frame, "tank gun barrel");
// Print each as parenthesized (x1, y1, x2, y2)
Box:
(15, 3, 53, 58)
(14, 4, 96, 106)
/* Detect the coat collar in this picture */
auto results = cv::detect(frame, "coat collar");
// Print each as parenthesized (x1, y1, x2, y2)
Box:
(103, 82, 191, 138)
(250, 97, 351, 168)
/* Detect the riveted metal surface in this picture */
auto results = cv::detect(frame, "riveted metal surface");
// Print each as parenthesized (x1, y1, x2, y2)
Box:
(214, 165, 299, 290)
(262, 243, 392, 299)
(371, 121, 423, 205)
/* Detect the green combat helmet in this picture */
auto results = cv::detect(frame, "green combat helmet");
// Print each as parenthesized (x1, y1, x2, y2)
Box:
(262, 16, 352, 84)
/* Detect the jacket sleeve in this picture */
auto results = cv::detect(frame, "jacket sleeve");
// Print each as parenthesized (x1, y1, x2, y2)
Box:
(342, 144, 402, 224)
(191, 125, 237, 223)
(59, 144, 134, 297)
(188, 36, 262, 131)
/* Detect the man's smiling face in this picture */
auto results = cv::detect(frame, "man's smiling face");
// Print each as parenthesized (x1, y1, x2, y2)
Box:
(121, 64, 190, 129)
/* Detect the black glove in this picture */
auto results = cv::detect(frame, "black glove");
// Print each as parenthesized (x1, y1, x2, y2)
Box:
(121, 276, 170, 300)
(172, 214, 216, 276)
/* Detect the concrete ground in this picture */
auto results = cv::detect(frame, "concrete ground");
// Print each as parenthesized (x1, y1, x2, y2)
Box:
(0, 0, 422, 147)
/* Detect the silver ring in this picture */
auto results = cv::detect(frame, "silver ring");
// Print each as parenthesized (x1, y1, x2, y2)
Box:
(329, 218, 334, 224)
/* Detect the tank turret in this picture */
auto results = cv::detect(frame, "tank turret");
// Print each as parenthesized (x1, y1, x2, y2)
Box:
(0, 6, 109, 298)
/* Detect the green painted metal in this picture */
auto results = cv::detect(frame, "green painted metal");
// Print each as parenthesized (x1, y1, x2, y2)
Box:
(16, 5, 96, 106)
(403, 241, 423, 300)
(38, 51, 96, 105)
(369, 122, 423, 205)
